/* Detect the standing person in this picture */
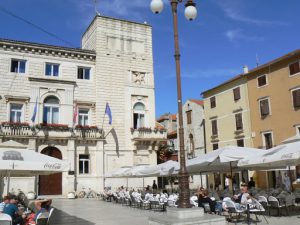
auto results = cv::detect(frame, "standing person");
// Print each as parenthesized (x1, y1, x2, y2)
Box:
(276, 172, 282, 188)
(248, 177, 255, 189)
(224, 175, 230, 191)
(283, 173, 291, 192)
(152, 180, 158, 191)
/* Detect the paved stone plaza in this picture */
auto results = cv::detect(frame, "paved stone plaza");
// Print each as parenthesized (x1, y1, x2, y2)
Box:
(50, 199, 300, 225)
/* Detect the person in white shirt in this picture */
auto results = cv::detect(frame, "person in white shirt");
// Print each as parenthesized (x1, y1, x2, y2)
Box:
(0, 196, 10, 212)
(283, 173, 291, 192)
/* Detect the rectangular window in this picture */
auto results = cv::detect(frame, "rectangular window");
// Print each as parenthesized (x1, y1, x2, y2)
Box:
(45, 63, 59, 76)
(233, 87, 241, 101)
(211, 120, 218, 136)
(297, 126, 300, 136)
(77, 67, 91, 80)
(78, 108, 89, 126)
(11, 59, 26, 73)
(210, 96, 216, 108)
(186, 110, 192, 124)
(235, 113, 243, 130)
(289, 61, 300, 76)
(213, 143, 219, 150)
(259, 98, 270, 117)
(263, 132, 273, 149)
(133, 113, 145, 129)
(257, 75, 267, 87)
(79, 154, 90, 174)
(237, 139, 244, 147)
(292, 89, 300, 108)
(10, 104, 23, 123)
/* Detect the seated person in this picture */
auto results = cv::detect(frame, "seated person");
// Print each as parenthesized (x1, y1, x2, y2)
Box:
(233, 183, 255, 209)
(3, 196, 24, 225)
(0, 196, 10, 212)
(198, 189, 216, 213)
(24, 199, 52, 225)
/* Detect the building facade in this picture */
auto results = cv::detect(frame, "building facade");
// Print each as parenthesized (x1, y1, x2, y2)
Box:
(0, 15, 166, 196)
(181, 99, 207, 188)
(202, 73, 253, 188)
(246, 49, 300, 187)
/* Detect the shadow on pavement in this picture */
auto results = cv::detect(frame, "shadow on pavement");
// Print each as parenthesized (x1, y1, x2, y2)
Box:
(51, 208, 96, 225)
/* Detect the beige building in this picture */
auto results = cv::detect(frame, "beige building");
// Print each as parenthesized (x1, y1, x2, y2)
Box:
(246, 49, 300, 188)
(202, 71, 253, 188)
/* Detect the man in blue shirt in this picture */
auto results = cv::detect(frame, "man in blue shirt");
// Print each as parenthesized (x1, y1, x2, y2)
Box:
(0, 196, 10, 212)
(3, 197, 24, 225)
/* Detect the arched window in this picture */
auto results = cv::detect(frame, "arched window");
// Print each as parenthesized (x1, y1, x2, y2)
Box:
(133, 102, 145, 129)
(43, 96, 60, 124)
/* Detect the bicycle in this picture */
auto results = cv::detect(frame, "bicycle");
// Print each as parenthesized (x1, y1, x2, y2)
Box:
(77, 187, 98, 199)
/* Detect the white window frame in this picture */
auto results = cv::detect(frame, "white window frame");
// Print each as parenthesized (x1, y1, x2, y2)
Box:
(10, 59, 26, 74)
(296, 125, 300, 136)
(133, 102, 146, 129)
(78, 108, 90, 126)
(288, 60, 300, 77)
(261, 131, 274, 149)
(9, 103, 24, 123)
(291, 87, 300, 109)
(77, 67, 91, 80)
(79, 154, 90, 175)
(258, 97, 272, 117)
(45, 63, 60, 77)
(257, 74, 268, 88)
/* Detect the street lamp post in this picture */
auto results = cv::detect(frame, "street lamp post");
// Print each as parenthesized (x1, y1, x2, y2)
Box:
(150, 0, 197, 208)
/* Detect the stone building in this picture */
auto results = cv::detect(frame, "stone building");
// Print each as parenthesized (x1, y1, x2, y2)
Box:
(181, 99, 207, 188)
(0, 15, 166, 196)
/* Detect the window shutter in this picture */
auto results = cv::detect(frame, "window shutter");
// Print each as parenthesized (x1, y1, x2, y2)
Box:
(258, 75, 267, 87)
(235, 113, 243, 130)
(260, 99, 270, 117)
(210, 97, 216, 108)
(289, 62, 300, 75)
(233, 87, 241, 101)
(212, 120, 218, 136)
(293, 89, 300, 108)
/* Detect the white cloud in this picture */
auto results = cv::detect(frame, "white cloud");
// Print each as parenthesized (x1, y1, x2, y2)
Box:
(225, 29, 264, 42)
(216, 0, 287, 26)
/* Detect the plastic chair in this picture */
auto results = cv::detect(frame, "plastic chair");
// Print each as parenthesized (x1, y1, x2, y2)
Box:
(47, 208, 54, 225)
(224, 200, 245, 225)
(0, 213, 12, 225)
(268, 196, 285, 216)
(258, 195, 270, 215)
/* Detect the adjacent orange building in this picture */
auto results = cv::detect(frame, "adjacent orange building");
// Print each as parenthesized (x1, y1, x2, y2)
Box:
(246, 49, 300, 187)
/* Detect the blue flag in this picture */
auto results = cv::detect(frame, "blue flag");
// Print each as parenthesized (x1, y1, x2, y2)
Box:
(31, 97, 38, 123)
(105, 103, 112, 125)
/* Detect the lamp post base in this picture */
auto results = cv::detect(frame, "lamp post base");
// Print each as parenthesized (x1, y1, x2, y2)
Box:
(148, 207, 226, 225)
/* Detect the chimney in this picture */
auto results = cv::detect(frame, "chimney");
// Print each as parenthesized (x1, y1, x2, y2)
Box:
(243, 65, 249, 74)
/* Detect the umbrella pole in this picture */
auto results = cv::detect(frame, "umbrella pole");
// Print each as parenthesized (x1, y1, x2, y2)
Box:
(288, 166, 293, 192)
(200, 172, 203, 187)
(230, 162, 234, 195)
(7, 171, 11, 195)
(143, 177, 145, 189)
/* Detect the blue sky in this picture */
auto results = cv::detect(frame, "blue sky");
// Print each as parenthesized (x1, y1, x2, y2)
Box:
(0, 0, 299, 117)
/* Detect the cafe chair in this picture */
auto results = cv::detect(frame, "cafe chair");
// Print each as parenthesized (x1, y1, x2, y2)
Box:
(0, 213, 12, 225)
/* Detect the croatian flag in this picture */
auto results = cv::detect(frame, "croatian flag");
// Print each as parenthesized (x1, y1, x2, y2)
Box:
(105, 103, 112, 125)
(31, 97, 38, 123)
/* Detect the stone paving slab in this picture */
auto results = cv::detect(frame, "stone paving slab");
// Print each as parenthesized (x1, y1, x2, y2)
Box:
(51, 199, 300, 225)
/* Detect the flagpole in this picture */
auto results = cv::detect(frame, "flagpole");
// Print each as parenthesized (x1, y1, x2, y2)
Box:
(101, 102, 107, 131)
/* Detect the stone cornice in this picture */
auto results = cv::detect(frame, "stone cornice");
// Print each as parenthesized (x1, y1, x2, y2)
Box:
(28, 77, 76, 85)
(0, 38, 96, 62)
(4, 95, 30, 103)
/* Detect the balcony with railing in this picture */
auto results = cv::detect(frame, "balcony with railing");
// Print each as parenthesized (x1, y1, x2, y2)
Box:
(130, 127, 167, 142)
(0, 122, 103, 140)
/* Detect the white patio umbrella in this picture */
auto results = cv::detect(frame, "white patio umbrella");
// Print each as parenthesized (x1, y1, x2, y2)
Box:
(238, 141, 300, 169)
(111, 166, 132, 177)
(135, 160, 179, 177)
(186, 146, 265, 194)
(187, 146, 264, 173)
(0, 148, 70, 194)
